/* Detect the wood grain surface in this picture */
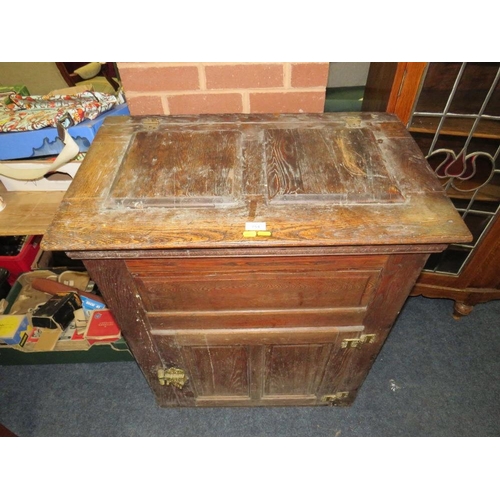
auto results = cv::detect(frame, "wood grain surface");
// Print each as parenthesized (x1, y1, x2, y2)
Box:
(41, 113, 471, 252)
(0, 186, 64, 237)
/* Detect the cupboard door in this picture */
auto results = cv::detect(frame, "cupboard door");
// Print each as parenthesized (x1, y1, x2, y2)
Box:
(152, 328, 378, 407)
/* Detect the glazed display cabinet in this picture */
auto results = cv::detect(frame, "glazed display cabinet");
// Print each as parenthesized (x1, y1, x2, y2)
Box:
(364, 62, 500, 318)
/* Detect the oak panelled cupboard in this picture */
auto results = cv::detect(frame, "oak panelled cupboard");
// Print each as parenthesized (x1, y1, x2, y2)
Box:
(42, 113, 471, 407)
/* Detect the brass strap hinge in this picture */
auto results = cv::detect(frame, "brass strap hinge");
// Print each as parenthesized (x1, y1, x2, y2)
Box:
(321, 392, 349, 403)
(157, 367, 187, 389)
(341, 334, 376, 349)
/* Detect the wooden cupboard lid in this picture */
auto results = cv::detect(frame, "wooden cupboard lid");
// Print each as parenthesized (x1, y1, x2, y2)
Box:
(42, 113, 472, 251)
(104, 124, 404, 209)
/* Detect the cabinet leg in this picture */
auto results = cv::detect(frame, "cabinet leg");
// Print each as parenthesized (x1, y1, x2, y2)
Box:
(453, 301, 474, 320)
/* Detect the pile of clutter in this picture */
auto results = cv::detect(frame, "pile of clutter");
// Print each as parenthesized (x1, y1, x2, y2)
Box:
(0, 268, 121, 352)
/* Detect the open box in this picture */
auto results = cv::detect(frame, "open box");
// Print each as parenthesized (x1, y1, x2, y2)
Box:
(0, 269, 133, 364)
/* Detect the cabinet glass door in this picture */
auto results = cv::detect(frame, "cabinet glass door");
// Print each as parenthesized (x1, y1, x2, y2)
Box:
(408, 62, 500, 274)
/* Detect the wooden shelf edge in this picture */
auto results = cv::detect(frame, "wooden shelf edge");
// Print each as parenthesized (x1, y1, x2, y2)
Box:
(0, 190, 65, 237)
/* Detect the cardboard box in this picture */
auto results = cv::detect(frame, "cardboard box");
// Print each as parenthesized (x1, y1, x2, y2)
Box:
(0, 269, 132, 362)
(4, 269, 60, 316)
(0, 315, 30, 346)
(29, 327, 63, 352)
(0, 337, 132, 365)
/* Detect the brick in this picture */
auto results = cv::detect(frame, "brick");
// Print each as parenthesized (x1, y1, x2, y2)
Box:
(119, 65, 200, 92)
(291, 63, 329, 88)
(168, 93, 243, 114)
(249, 91, 326, 113)
(126, 96, 165, 116)
(205, 64, 284, 89)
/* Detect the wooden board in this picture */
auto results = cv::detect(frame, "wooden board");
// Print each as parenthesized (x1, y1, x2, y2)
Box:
(0, 185, 64, 236)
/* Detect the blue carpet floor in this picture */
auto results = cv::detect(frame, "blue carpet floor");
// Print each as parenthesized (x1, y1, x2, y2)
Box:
(1, 296, 499, 437)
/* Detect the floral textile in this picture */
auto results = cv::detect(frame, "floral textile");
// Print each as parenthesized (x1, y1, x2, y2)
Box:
(0, 91, 118, 133)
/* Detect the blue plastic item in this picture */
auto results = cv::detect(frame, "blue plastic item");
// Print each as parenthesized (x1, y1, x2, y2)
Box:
(0, 103, 130, 161)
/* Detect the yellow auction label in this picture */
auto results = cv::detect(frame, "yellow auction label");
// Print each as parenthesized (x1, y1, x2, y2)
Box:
(243, 230, 272, 238)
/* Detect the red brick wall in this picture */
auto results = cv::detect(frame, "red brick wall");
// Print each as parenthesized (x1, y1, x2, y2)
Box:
(117, 62, 329, 115)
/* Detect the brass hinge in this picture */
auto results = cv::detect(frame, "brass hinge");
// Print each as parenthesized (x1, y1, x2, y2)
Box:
(143, 117, 161, 130)
(341, 334, 376, 349)
(321, 392, 349, 403)
(157, 367, 187, 389)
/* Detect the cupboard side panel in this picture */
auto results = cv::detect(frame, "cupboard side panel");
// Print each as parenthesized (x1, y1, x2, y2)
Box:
(82, 259, 194, 407)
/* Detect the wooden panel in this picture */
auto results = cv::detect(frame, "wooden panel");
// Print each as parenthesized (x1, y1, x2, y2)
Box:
(127, 254, 387, 275)
(106, 129, 242, 208)
(183, 346, 250, 399)
(148, 307, 367, 331)
(263, 344, 330, 397)
(153, 326, 364, 347)
(265, 127, 404, 204)
(316, 334, 379, 397)
(128, 255, 385, 314)
(81, 259, 184, 405)
(136, 270, 380, 312)
(0, 187, 64, 237)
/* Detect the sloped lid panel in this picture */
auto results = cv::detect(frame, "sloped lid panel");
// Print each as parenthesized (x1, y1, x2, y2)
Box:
(106, 129, 242, 208)
(265, 126, 405, 204)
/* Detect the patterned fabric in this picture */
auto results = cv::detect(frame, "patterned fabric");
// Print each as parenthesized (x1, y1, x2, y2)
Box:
(0, 91, 119, 133)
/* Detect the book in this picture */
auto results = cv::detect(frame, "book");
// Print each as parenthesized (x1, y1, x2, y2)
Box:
(85, 309, 121, 343)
